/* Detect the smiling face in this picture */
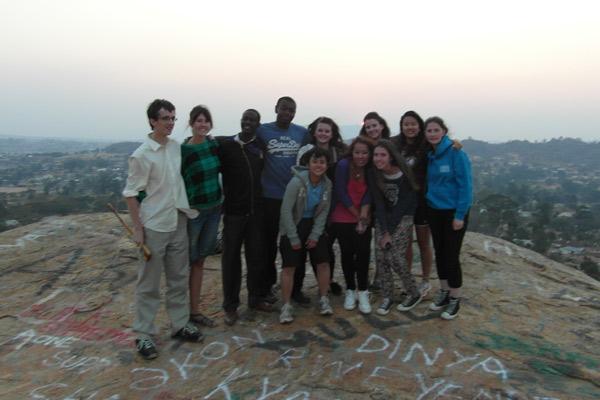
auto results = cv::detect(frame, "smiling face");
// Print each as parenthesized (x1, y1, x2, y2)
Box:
(352, 142, 370, 168)
(240, 110, 260, 136)
(150, 108, 176, 137)
(425, 122, 446, 146)
(192, 113, 212, 137)
(373, 145, 392, 171)
(364, 118, 384, 140)
(401, 115, 420, 141)
(308, 155, 328, 178)
(275, 99, 296, 127)
(314, 122, 333, 146)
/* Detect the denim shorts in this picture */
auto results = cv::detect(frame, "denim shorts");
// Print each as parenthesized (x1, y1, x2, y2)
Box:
(188, 205, 221, 263)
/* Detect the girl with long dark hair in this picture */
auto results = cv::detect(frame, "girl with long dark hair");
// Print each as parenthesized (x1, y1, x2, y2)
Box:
(330, 136, 374, 313)
(294, 116, 348, 297)
(370, 139, 423, 315)
(392, 111, 433, 296)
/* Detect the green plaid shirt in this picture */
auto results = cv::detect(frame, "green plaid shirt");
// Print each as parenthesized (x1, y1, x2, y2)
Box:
(181, 137, 222, 209)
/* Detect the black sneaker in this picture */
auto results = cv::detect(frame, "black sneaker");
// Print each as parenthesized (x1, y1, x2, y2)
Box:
(329, 281, 343, 296)
(249, 301, 275, 313)
(172, 322, 204, 342)
(224, 310, 239, 326)
(376, 298, 393, 315)
(396, 293, 423, 312)
(135, 337, 158, 360)
(263, 289, 278, 304)
(441, 298, 460, 320)
(190, 312, 217, 327)
(292, 291, 311, 306)
(429, 289, 450, 311)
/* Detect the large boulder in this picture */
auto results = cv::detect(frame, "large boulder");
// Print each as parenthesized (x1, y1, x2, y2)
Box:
(0, 214, 598, 399)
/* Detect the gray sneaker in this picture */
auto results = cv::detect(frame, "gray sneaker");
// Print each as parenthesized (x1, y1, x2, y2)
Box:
(279, 303, 294, 324)
(429, 289, 450, 311)
(319, 296, 333, 315)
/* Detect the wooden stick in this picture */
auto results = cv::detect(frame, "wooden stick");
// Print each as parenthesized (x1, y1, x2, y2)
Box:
(107, 203, 152, 261)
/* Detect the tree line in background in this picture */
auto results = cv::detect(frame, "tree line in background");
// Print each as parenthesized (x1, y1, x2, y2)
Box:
(1, 138, 599, 280)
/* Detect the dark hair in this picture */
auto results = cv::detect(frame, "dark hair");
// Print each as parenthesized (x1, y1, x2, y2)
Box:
(424, 116, 449, 134)
(359, 111, 391, 140)
(189, 105, 213, 127)
(347, 136, 373, 161)
(307, 116, 345, 149)
(396, 110, 429, 158)
(347, 136, 373, 178)
(302, 146, 330, 165)
(147, 99, 175, 129)
(244, 108, 261, 122)
(276, 96, 296, 107)
(399, 111, 425, 146)
(373, 139, 419, 193)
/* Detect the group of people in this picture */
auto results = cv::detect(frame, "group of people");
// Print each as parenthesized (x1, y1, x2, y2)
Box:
(123, 97, 472, 360)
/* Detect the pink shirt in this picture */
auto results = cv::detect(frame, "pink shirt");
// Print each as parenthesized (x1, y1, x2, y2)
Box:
(330, 177, 367, 223)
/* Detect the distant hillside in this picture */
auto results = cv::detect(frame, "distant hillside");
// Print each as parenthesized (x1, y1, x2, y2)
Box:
(102, 141, 142, 154)
(0, 136, 108, 154)
(463, 138, 600, 167)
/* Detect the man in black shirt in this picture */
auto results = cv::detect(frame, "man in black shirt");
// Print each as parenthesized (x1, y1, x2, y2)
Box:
(216, 109, 273, 325)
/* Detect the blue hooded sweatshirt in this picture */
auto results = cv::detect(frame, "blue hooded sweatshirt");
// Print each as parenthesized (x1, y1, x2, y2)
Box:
(426, 135, 472, 221)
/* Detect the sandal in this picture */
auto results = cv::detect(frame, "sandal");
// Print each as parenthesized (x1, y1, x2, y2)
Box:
(190, 312, 217, 327)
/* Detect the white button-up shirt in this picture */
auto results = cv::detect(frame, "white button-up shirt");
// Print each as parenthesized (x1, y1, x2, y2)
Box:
(122, 135, 198, 232)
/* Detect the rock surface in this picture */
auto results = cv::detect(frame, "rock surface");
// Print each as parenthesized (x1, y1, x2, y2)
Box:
(0, 213, 598, 400)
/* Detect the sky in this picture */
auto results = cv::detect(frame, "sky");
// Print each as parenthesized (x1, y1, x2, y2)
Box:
(1, 0, 599, 143)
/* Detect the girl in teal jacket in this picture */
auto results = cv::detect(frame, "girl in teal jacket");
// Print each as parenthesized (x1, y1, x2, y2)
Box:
(425, 116, 472, 320)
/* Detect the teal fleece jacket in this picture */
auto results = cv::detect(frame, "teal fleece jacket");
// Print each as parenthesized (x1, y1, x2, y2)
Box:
(426, 135, 473, 221)
(279, 166, 332, 247)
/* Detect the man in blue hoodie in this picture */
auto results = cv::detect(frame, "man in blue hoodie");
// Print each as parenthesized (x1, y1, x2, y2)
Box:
(256, 96, 308, 304)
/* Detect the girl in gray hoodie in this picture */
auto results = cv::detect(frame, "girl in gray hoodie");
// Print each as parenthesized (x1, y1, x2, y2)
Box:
(278, 147, 333, 323)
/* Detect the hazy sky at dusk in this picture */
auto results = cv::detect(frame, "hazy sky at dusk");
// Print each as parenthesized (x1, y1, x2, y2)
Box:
(2, 0, 599, 143)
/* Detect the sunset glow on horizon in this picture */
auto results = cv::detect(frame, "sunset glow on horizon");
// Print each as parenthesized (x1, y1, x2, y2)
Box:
(1, 0, 599, 142)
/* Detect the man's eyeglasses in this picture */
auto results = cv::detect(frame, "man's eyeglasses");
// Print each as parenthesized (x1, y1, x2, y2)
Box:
(159, 116, 177, 122)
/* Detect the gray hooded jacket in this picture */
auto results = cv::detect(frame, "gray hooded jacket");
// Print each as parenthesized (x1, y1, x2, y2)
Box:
(279, 166, 332, 247)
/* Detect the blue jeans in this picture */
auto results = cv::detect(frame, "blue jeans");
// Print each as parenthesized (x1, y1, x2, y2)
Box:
(188, 206, 221, 263)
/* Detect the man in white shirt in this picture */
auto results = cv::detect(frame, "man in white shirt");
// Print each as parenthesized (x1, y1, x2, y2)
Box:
(123, 99, 203, 360)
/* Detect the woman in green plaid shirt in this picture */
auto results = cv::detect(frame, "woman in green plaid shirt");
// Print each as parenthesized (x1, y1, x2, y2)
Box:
(181, 105, 222, 328)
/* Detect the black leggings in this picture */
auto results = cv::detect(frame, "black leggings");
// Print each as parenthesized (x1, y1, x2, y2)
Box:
(331, 222, 371, 291)
(262, 197, 281, 294)
(427, 208, 468, 289)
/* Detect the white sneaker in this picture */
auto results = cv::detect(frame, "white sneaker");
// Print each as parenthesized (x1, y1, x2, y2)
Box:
(344, 289, 357, 310)
(319, 296, 333, 315)
(357, 290, 371, 314)
(418, 281, 432, 297)
(279, 303, 294, 324)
